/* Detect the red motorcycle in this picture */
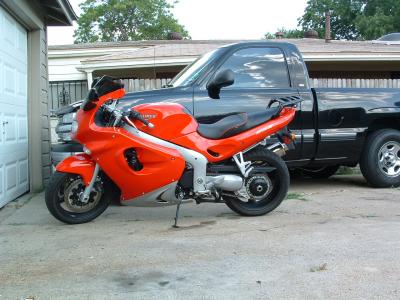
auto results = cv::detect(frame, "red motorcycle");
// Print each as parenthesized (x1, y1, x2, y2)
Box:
(46, 75, 300, 225)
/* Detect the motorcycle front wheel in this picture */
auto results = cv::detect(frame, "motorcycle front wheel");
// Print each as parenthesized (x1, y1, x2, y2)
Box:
(223, 148, 290, 216)
(45, 171, 113, 224)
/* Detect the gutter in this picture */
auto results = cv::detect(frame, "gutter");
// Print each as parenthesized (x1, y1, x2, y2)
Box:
(57, 0, 78, 24)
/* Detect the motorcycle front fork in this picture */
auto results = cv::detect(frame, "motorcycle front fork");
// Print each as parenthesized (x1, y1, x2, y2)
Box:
(81, 163, 100, 203)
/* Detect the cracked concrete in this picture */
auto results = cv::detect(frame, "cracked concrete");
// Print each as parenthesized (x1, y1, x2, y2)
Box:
(0, 175, 399, 299)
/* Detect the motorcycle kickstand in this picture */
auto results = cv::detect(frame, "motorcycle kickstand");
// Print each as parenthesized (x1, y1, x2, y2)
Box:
(173, 200, 182, 228)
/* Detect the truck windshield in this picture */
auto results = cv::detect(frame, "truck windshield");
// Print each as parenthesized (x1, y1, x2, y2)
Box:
(169, 48, 222, 87)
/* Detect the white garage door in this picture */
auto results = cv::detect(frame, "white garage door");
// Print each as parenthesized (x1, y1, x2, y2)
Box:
(0, 6, 29, 207)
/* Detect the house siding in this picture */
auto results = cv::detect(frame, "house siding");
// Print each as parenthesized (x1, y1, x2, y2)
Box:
(40, 27, 51, 187)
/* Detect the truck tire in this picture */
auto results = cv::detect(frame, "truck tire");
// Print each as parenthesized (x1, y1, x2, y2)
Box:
(360, 129, 400, 188)
(299, 165, 339, 179)
(223, 148, 289, 216)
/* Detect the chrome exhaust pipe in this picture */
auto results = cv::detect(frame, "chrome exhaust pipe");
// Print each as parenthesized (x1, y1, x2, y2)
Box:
(267, 142, 289, 157)
(206, 175, 243, 192)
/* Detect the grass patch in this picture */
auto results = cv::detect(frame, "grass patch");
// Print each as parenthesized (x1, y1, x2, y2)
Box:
(310, 263, 328, 272)
(336, 166, 361, 175)
(285, 192, 308, 201)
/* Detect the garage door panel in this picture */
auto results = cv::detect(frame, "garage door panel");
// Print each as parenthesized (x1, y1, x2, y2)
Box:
(0, 165, 3, 206)
(17, 26, 27, 54)
(0, 6, 28, 207)
(3, 11, 16, 47)
(6, 163, 17, 191)
(4, 114, 16, 142)
(19, 159, 28, 185)
(3, 63, 16, 96)
(18, 115, 28, 140)
(17, 71, 27, 97)
(0, 113, 2, 144)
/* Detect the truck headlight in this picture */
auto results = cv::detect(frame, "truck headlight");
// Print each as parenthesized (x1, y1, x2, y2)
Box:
(71, 120, 78, 134)
(62, 112, 76, 124)
(71, 114, 78, 138)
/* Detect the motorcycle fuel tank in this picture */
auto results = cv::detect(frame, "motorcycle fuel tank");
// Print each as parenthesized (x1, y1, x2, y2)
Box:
(132, 102, 198, 140)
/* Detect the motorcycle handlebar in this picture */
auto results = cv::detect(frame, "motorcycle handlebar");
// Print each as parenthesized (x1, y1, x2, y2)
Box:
(101, 104, 154, 128)
(124, 109, 154, 128)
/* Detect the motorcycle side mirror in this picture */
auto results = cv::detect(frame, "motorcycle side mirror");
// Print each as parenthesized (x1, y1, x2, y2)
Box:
(91, 77, 99, 88)
(207, 69, 235, 99)
(81, 88, 99, 111)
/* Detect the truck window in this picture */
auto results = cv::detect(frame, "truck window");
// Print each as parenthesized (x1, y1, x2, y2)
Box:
(219, 47, 290, 88)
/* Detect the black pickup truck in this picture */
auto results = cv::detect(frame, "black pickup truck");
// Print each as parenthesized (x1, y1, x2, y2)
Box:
(52, 41, 400, 188)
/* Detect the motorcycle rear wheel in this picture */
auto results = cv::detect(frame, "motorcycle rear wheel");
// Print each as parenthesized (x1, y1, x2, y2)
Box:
(45, 171, 112, 224)
(224, 148, 289, 216)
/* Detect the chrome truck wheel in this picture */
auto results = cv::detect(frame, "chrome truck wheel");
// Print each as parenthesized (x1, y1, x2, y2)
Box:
(378, 141, 400, 177)
(360, 129, 400, 188)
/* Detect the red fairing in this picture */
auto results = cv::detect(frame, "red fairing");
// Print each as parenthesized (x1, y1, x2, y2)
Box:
(135, 103, 296, 163)
(72, 90, 186, 201)
(56, 154, 95, 185)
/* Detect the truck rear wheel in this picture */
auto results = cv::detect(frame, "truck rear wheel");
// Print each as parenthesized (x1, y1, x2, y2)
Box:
(360, 129, 400, 188)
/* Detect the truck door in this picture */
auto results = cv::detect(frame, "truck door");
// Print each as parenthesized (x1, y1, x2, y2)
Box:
(314, 89, 366, 162)
(192, 46, 302, 161)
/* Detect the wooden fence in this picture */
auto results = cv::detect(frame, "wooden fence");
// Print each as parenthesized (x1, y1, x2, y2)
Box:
(121, 78, 172, 92)
(50, 77, 400, 113)
(311, 78, 400, 88)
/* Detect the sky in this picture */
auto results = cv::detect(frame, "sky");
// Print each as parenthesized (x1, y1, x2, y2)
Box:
(47, 0, 308, 45)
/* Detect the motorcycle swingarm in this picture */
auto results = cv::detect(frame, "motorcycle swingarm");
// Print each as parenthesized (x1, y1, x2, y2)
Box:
(207, 164, 275, 174)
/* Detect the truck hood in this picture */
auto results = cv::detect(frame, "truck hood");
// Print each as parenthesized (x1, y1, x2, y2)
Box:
(54, 86, 193, 116)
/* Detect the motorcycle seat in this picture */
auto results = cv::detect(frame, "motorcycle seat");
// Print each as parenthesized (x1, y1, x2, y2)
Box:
(197, 107, 280, 140)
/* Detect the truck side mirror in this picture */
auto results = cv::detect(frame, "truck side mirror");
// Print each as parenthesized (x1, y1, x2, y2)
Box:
(207, 69, 234, 99)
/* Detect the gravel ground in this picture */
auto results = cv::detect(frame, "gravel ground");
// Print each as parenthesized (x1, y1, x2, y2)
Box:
(0, 175, 399, 300)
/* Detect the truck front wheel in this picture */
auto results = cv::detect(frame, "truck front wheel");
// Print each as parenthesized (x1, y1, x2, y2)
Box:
(360, 129, 400, 188)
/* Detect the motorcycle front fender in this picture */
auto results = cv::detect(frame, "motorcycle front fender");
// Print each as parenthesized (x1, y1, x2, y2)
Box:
(56, 153, 96, 185)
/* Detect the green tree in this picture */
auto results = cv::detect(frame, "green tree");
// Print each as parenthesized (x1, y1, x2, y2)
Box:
(355, 0, 400, 40)
(299, 0, 364, 40)
(265, 28, 305, 39)
(298, 0, 400, 40)
(74, 0, 189, 43)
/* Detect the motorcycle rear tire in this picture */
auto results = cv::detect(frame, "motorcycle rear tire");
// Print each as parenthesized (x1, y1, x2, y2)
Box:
(224, 148, 289, 216)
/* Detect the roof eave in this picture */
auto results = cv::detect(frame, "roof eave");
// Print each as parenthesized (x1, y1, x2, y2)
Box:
(74, 53, 400, 72)
(77, 56, 197, 71)
(42, 0, 77, 26)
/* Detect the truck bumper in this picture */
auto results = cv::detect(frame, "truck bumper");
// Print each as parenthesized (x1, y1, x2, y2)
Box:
(51, 143, 83, 166)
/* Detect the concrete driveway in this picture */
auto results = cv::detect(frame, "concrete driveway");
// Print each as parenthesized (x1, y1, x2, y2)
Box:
(1, 175, 399, 299)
